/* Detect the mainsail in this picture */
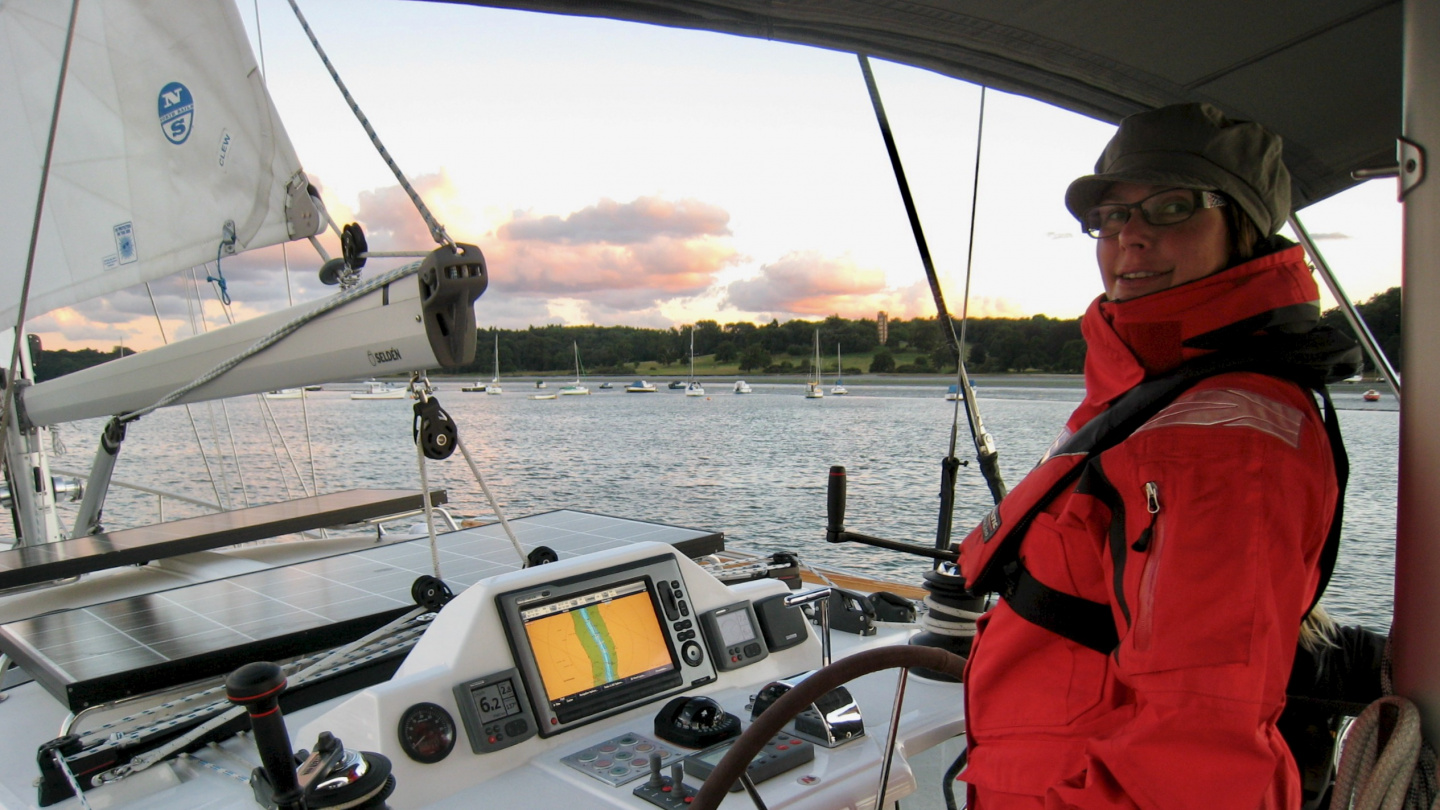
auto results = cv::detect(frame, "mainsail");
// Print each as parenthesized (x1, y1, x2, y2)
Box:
(0, 0, 320, 327)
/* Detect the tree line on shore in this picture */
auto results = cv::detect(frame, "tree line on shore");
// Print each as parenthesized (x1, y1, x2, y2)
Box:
(29, 287, 1402, 382)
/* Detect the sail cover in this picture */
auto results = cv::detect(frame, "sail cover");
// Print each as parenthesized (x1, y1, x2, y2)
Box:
(0, 0, 318, 327)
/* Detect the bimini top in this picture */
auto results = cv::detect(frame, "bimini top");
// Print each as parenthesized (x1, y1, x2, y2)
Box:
(447, 0, 1400, 210)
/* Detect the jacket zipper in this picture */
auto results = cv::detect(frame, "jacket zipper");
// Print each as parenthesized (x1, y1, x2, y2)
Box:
(1134, 481, 1162, 650)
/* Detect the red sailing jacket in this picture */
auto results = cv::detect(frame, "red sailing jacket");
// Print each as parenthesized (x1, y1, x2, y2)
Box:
(958, 245, 1340, 810)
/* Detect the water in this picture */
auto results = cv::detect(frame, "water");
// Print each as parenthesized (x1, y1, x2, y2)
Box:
(34, 379, 1398, 632)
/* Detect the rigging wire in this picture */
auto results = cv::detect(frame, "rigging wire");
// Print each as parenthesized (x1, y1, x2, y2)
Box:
(146, 283, 228, 513)
(453, 435, 532, 566)
(414, 410, 444, 580)
(952, 87, 987, 460)
(285, 0, 455, 248)
(252, 0, 322, 500)
(856, 54, 1006, 512)
(187, 268, 238, 509)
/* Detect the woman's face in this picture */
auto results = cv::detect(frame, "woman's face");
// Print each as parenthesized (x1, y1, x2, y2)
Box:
(1096, 182, 1230, 301)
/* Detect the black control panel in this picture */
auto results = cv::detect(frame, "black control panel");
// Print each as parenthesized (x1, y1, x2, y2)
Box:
(453, 668, 538, 753)
(698, 601, 769, 671)
(656, 577, 705, 668)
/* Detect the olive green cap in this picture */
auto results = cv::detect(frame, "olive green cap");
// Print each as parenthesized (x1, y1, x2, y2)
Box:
(1065, 103, 1291, 236)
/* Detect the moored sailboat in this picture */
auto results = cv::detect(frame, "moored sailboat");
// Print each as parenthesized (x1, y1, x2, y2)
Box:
(558, 341, 591, 395)
(487, 331, 504, 394)
(685, 327, 705, 397)
(831, 343, 849, 395)
(805, 329, 824, 398)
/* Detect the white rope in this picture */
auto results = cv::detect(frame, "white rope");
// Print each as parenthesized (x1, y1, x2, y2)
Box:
(918, 596, 980, 638)
(454, 434, 527, 566)
(100, 609, 426, 779)
(415, 433, 443, 579)
(53, 748, 94, 810)
(178, 752, 251, 784)
(802, 559, 837, 588)
(919, 602, 981, 638)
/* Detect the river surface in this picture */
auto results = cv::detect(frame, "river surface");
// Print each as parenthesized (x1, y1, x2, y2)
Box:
(32, 376, 1399, 633)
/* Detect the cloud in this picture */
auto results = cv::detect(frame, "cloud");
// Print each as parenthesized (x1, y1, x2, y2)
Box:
(499, 198, 731, 244)
(959, 296, 1030, 318)
(353, 175, 451, 250)
(482, 195, 740, 311)
(724, 251, 890, 316)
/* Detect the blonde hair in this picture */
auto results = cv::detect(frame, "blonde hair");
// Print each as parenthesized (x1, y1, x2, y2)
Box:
(1299, 604, 1339, 656)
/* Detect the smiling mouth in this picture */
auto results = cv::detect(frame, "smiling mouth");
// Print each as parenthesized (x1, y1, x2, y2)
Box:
(1119, 270, 1170, 281)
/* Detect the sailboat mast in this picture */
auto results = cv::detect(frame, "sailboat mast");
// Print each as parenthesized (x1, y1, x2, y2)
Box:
(2, 331, 65, 544)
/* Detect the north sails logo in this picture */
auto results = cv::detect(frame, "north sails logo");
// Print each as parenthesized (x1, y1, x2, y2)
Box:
(367, 348, 403, 366)
(158, 82, 194, 145)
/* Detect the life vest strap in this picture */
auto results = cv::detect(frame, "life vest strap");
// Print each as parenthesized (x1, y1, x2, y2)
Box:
(1003, 563, 1118, 654)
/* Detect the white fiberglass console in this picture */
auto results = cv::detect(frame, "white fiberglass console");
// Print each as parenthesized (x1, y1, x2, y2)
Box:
(299, 542, 817, 808)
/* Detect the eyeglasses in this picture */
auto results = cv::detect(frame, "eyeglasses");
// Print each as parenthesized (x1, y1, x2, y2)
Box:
(1082, 188, 1227, 239)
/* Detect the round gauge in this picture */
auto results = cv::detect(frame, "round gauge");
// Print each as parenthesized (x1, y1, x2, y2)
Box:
(397, 702, 457, 764)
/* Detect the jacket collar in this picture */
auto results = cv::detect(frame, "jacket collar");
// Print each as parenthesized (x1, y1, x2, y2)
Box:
(1070, 244, 1320, 430)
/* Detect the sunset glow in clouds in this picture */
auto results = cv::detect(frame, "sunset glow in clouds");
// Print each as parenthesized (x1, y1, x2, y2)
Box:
(19, 0, 1403, 351)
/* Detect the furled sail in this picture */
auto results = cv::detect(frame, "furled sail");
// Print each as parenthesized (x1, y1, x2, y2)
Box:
(0, 0, 320, 328)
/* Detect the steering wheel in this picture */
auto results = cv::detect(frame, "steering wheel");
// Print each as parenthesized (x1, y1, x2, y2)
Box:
(690, 645, 967, 810)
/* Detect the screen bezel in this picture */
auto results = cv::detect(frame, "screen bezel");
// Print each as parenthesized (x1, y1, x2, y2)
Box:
(497, 554, 706, 736)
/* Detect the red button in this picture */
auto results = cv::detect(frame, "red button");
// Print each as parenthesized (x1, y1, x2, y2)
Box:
(488, 736, 498, 743)
(684, 797, 693, 803)
(661, 786, 671, 793)
(777, 744, 788, 750)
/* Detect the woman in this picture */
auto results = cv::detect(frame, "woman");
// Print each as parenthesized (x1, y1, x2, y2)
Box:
(956, 103, 1352, 808)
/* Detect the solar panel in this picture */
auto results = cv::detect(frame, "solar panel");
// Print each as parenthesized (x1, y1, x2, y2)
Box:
(0, 510, 723, 711)
(0, 489, 449, 591)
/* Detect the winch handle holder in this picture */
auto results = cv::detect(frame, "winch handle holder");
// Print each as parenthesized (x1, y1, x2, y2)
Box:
(226, 662, 306, 810)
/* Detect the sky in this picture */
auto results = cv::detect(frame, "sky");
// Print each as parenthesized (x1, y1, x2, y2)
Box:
(23, 0, 1406, 352)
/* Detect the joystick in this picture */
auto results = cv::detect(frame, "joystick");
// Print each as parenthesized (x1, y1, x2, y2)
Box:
(632, 749, 698, 808)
